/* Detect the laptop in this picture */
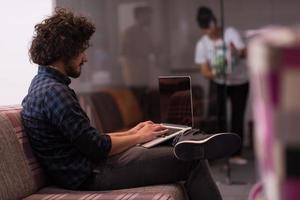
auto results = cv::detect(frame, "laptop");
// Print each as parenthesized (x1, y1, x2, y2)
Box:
(142, 76, 193, 148)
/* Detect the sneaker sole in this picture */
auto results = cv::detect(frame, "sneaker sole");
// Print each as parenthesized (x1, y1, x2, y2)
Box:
(174, 133, 241, 161)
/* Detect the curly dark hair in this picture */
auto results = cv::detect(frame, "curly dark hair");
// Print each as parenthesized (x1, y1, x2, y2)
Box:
(29, 8, 95, 65)
(196, 6, 217, 29)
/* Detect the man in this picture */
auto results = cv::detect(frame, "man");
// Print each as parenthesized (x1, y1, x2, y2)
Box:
(194, 6, 249, 165)
(22, 8, 240, 200)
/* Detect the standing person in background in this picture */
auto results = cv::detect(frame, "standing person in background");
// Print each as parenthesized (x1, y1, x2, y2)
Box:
(119, 6, 160, 119)
(194, 6, 249, 165)
(120, 6, 157, 88)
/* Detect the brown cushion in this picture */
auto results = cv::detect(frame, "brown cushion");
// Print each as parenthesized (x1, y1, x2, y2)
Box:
(104, 88, 143, 128)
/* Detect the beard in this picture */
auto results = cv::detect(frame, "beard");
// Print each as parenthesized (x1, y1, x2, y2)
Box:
(64, 59, 82, 78)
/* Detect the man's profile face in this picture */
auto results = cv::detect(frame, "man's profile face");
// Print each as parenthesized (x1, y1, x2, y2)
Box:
(64, 51, 88, 78)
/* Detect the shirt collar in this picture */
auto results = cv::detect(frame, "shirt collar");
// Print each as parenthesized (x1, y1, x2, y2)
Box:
(38, 65, 71, 86)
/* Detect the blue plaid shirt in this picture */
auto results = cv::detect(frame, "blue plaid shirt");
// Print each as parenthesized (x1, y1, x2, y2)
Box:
(21, 66, 112, 189)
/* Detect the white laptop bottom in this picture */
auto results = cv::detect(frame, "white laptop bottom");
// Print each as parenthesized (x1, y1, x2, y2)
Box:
(141, 123, 191, 148)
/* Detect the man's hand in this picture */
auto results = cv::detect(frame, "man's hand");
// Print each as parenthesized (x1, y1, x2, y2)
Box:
(128, 121, 154, 134)
(109, 122, 168, 155)
(136, 123, 168, 144)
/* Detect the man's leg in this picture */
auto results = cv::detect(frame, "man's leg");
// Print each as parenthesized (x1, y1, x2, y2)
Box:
(81, 146, 222, 200)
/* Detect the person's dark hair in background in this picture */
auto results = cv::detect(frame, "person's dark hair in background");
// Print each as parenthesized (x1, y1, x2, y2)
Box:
(196, 6, 217, 29)
(29, 8, 95, 66)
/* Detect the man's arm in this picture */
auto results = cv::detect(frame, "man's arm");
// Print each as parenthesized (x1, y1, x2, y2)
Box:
(46, 86, 166, 159)
(108, 121, 154, 136)
(45, 85, 113, 162)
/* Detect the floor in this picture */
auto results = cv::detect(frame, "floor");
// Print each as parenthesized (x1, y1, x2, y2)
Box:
(210, 147, 258, 200)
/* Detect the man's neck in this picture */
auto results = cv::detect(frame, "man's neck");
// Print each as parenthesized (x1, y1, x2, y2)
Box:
(49, 61, 66, 76)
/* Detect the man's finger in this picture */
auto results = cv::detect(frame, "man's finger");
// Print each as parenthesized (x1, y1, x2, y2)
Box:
(153, 129, 169, 136)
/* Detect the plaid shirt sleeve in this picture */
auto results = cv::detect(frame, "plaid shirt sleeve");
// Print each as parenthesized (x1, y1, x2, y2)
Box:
(44, 84, 112, 162)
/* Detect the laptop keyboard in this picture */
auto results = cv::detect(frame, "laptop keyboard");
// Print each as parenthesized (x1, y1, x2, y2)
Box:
(160, 127, 182, 137)
(142, 126, 191, 148)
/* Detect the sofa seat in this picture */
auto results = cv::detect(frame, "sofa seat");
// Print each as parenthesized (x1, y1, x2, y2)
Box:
(24, 184, 185, 200)
(0, 105, 186, 200)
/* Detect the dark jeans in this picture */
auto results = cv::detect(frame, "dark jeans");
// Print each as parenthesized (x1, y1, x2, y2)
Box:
(215, 82, 249, 155)
(81, 146, 222, 200)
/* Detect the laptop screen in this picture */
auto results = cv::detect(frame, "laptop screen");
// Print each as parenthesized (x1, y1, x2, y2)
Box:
(158, 76, 193, 127)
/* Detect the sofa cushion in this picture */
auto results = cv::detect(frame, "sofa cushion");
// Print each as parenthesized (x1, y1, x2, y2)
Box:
(0, 106, 46, 200)
(24, 184, 186, 200)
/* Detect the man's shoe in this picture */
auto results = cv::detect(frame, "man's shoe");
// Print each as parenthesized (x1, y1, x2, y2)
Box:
(174, 132, 241, 161)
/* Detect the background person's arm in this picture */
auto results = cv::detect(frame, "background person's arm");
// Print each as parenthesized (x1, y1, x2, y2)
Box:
(227, 27, 247, 59)
(199, 63, 214, 80)
(230, 42, 247, 60)
(239, 47, 247, 59)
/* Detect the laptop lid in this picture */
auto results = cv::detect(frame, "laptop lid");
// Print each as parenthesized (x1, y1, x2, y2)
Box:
(158, 76, 194, 127)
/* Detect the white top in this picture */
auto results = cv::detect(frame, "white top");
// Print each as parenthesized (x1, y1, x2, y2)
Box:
(195, 27, 248, 85)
